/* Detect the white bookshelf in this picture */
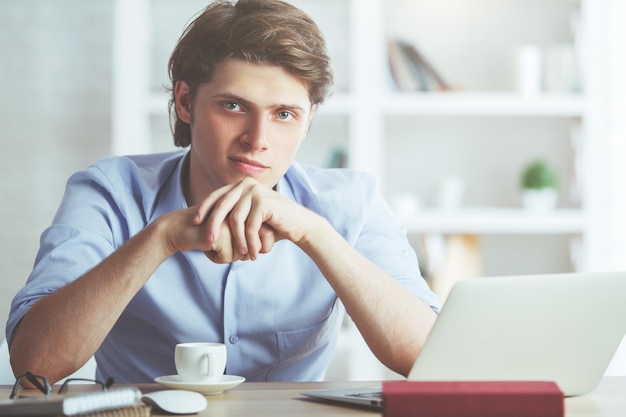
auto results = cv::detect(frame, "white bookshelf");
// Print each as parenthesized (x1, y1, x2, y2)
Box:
(380, 92, 586, 117)
(111, 0, 625, 274)
(110, 0, 626, 381)
(399, 208, 586, 235)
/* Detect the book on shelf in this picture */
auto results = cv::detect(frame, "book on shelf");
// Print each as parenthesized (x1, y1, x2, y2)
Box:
(388, 38, 422, 91)
(388, 38, 450, 92)
(397, 41, 432, 91)
(0, 386, 144, 416)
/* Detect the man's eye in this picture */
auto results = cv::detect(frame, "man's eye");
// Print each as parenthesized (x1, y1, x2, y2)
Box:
(223, 102, 241, 111)
(277, 111, 292, 120)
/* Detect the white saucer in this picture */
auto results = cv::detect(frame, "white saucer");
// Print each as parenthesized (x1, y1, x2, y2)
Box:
(154, 374, 246, 395)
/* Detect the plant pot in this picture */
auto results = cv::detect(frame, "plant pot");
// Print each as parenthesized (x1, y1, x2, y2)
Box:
(522, 188, 558, 211)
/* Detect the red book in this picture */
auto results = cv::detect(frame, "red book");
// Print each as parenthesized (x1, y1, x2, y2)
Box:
(382, 381, 564, 417)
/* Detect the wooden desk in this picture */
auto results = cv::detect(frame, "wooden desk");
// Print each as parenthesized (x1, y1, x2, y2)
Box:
(564, 377, 626, 417)
(142, 381, 380, 417)
(140, 377, 626, 417)
(2, 377, 625, 416)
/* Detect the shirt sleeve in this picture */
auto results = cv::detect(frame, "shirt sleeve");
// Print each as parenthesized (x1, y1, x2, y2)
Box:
(290, 164, 441, 313)
(355, 183, 441, 312)
(5, 165, 132, 344)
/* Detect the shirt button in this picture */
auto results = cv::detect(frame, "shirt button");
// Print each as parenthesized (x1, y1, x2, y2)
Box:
(229, 335, 239, 344)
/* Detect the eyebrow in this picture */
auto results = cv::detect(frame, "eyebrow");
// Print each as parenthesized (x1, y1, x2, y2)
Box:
(215, 93, 307, 113)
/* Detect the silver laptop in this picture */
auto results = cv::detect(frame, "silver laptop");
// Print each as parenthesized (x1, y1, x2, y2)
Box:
(302, 271, 626, 408)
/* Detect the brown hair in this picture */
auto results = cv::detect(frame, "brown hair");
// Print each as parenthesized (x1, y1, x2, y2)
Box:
(167, 0, 334, 147)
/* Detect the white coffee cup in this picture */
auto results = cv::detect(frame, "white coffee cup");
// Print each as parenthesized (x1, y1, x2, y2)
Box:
(175, 342, 227, 383)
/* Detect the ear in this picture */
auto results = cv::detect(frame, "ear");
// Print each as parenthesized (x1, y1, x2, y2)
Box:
(175, 81, 192, 124)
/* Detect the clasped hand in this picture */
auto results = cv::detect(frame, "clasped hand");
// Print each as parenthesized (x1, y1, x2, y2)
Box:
(165, 178, 313, 263)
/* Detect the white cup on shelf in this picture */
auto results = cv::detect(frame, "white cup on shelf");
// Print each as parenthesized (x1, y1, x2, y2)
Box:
(437, 176, 466, 212)
(391, 193, 421, 218)
(514, 44, 543, 96)
(543, 43, 578, 93)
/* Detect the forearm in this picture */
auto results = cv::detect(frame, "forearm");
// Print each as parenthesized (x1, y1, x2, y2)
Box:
(297, 217, 437, 376)
(10, 219, 174, 383)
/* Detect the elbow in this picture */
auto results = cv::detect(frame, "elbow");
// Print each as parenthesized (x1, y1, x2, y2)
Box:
(382, 341, 422, 378)
(9, 340, 47, 384)
(8, 337, 77, 386)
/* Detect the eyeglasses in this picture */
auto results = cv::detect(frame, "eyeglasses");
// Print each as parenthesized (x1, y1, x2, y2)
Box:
(10, 372, 114, 399)
(10, 372, 51, 399)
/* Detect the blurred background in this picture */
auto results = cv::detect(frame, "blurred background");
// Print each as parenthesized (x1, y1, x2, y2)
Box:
(1, 0, 625, 379)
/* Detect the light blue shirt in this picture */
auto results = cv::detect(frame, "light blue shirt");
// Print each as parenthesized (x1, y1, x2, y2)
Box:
(7, 151, 440, 383)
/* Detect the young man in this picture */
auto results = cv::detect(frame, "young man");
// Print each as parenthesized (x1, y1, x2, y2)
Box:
(7, 0, 440, 384)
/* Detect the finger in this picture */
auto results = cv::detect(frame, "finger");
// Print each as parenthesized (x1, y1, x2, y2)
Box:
(228, 196, 253, 257)
(193, 183, 236, 225)
(204, 239, 243, 264)
(203, 222, 238, 263)
(203, 187, 245, 242)
(244, 199, 265, 260)
(259, 224, 277, 254)
(204, 250, 239, 264)
(204, 250, 220, 263)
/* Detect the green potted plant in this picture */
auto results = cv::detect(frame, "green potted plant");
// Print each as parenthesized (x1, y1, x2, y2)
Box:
(520, 159, 558, 211)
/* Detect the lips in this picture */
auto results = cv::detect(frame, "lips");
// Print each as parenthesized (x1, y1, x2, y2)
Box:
(230, 156, 268, 174)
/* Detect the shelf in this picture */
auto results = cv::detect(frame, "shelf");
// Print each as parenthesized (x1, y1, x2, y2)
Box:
(381, 92, 586, 117)
(397, 208, 586, 235)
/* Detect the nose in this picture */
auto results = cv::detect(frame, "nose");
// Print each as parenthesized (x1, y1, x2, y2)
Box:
(240, 115, 269, 151)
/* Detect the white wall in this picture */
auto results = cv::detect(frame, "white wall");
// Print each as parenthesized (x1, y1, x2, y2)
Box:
(0, 1, 112, 333)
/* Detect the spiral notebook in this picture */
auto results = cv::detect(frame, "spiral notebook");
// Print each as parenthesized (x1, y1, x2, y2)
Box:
(74, 403, 151, 417)
(0, 386, 144, 416)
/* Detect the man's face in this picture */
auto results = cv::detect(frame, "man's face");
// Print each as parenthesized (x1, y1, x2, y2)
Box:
(176, 58, 315, 201)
